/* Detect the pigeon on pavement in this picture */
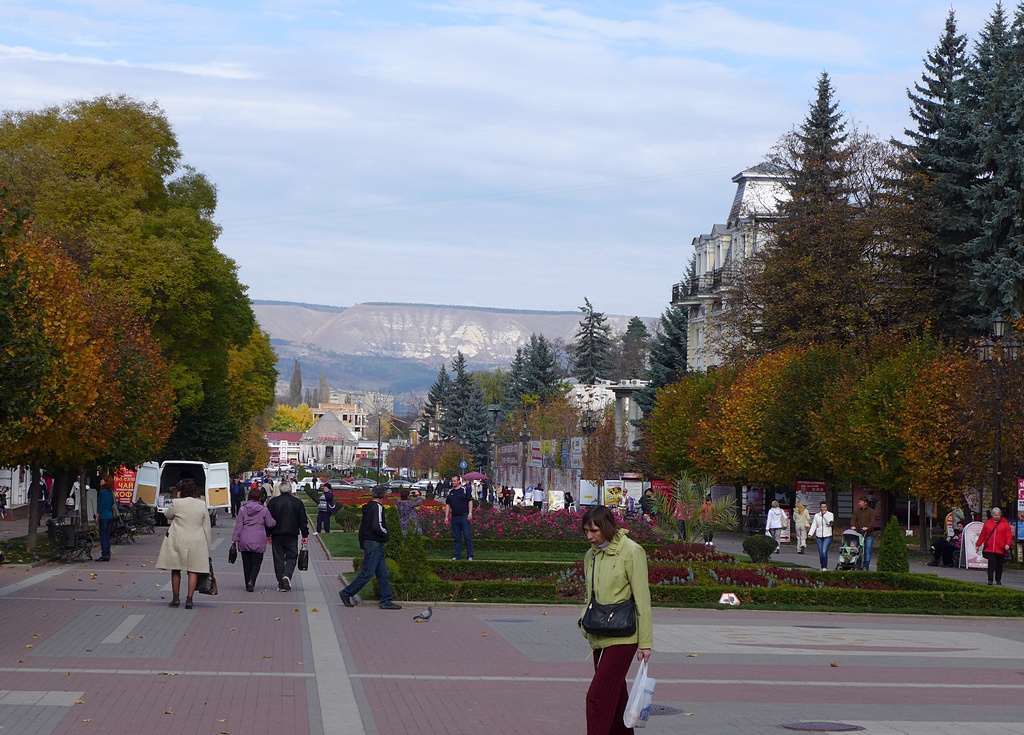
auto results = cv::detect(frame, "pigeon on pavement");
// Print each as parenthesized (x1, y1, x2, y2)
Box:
(413, 605, 433, 622)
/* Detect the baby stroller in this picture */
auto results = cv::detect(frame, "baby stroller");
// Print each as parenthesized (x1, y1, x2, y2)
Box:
(836, 530, 864, 571)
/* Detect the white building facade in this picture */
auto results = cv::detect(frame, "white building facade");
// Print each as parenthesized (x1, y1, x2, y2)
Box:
(671, 164, 787, 371)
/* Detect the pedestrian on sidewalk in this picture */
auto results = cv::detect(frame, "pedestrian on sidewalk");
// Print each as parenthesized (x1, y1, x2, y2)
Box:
(339, 486, 402, 610)
(850, 497, 877, 570)
(766, 500, 786, 554)
(315, 482, 336, 534)
(267, 480, 309, 591)
(232, 487, 277, 592)
(230, 476, 244, 518)
(809, 501, 835, 571)
(397, 489, 422, 533)
(700, 495, 716, 546)
(976, 507, 1013, 586)
(94, 474, 116, 562)
(156, 479, 211, 609)
(0, 486, 7, 520)
(445, 476, 474, 560)
(579, 505, 652, 735)
(793, 502, 810, 555)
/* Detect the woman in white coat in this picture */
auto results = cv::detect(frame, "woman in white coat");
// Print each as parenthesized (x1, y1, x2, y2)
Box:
(765, 500, 787, 554)
(156, 479, 211, 609)
(808, 501, 835, 571)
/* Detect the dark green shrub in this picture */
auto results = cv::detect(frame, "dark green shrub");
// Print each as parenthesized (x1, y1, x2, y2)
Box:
(384, 505, 403, 560)
(332, 505, 361, 533)
(876, 515, 909, 573)
(396, 532, 434, 583)
(742, 533, 777, 563)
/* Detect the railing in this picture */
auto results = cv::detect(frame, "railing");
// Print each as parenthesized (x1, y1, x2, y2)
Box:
(671, 268, 735, 303)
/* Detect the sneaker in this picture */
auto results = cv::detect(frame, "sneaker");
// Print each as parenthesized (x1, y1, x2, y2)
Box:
(451, 557, 459, 561)
(379, 602, 403, 610)
(246, 582, 255, 592)
(467, 557, 474, 561)
(339, 591, 355, 607)
(821, 567, 827, 572)
(281, 575, 291, 591)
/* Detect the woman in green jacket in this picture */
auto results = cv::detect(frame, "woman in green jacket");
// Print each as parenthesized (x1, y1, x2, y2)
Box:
(579, 505, 653, 734)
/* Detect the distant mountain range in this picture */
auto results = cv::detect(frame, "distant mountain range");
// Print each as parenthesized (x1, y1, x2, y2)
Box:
(253, 301, 655, 396)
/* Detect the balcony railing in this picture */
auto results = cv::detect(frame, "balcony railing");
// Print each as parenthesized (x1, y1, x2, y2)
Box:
(670, 268, 734, 304)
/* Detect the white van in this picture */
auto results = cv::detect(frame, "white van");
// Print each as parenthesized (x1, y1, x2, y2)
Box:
(133, 460, 230, 526)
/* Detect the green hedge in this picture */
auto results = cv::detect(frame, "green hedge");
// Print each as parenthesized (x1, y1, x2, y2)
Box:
(363, 579, 1024, 613)
(420, 537, 675, 554)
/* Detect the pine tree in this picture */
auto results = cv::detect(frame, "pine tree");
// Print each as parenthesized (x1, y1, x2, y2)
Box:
(288, 360, 303, 407)
(617, 316, 650, 379)
(421, 364, 453, 441)
(460, 380, 492, 469)
(572, 297, 613, 384)
(901, 9, 978, 338)
(501, 347, 528, 413)
(963, 4, 1024, 323)
(523, 334, 561, 399)
(636, 304, 687, 415)
(733, 72, 885, 353)
(439, 352, 470, 442)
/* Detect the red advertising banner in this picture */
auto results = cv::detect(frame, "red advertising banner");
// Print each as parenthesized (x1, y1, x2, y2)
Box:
(113, 466, 137, 506)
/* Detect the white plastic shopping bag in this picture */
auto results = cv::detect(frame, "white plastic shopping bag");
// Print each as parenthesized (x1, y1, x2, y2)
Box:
(623, 660, 656, 729)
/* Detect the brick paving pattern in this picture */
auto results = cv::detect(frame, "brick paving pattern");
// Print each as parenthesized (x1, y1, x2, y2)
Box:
(0, 514, 1022, 734)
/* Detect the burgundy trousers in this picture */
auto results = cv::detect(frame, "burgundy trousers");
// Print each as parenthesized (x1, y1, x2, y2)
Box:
(587, 643, 638, 735)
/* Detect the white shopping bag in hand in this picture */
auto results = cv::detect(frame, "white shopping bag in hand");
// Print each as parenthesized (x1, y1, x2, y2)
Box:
(623, 660, 656, 729)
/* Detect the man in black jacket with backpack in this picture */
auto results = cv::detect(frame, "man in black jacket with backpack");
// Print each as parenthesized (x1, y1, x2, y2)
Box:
(338, 486, 402, 610)
(267, 483, 309, 591)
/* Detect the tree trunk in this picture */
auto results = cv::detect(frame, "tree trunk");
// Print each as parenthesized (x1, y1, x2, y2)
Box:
(26, 465, 40, 551)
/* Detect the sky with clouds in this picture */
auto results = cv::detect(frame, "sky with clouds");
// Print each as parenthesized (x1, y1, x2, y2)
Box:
(0, 1, 1006, 318)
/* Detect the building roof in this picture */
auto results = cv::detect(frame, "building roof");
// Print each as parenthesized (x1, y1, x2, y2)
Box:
(302, 411, 358, 444)
(266, 432, 303, 442)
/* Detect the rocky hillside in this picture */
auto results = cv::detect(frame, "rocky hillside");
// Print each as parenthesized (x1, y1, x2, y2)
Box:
(254, 301, 655, 393)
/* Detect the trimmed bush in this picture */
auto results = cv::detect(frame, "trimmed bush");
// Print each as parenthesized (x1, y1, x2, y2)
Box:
(876, 515, 910, 573)
(742, 534, 777, 563)
(396, 532, 434, 584)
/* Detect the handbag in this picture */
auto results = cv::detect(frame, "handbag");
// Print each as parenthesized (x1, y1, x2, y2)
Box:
(228, 542, 237, 564)
(580, 557, 636, 637)
(196, 557, 219, 595)
(297, 547, 309, 572)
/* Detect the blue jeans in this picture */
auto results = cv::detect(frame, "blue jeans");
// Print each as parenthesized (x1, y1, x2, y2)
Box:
(816, 536, 832, 570)
(862, 535, 874, 569)
(451, 515, 474, 559)
(342, 540, 393, 605)
(98, 518, 112, 559)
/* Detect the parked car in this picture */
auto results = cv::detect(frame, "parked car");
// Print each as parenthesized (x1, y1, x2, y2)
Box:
(348, 478, 376, 488)
(412, 479, 434, 490)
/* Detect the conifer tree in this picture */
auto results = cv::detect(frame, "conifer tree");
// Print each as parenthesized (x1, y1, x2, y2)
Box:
(901, 9, 978, 338)
(460, 380, 492, 470)
(636, 304, 688, 415)
(439, 352, 470, 442)
(572, 297, 613, 384)
(288, 360, 303, 407)
(523, 334, 561, 399)
(963, 3, 1024, 323)
(421, 364, 453, 441)
(617, 316, 650, 379)
(501, 347, 528, 413)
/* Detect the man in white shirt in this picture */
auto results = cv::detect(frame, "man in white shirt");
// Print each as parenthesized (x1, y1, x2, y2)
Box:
(532, 484, 546, 510)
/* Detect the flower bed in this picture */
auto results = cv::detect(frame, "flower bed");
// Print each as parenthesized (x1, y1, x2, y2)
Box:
(418, 506, 666, 544)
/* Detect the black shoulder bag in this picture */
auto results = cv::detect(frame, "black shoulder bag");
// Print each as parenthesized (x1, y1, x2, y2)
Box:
(580, 555, 636, 637)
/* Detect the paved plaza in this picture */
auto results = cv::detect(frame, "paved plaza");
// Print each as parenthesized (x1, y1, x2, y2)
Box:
(1, 516, 1023, 734)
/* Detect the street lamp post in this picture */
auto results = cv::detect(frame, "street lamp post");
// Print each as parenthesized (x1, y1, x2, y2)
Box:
(976, 315, 1021, 512)
(520, 416, 530, 497)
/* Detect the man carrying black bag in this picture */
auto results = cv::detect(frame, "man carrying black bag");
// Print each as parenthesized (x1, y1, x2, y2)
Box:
(267, 482, 309, 592)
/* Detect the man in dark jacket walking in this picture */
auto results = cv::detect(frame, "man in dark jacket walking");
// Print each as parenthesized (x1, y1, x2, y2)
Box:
(267, 483, 309, 591)
(339, 486, 402, 610)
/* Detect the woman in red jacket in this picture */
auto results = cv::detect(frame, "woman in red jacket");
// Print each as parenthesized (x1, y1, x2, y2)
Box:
(975, 507, 1014, 585)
